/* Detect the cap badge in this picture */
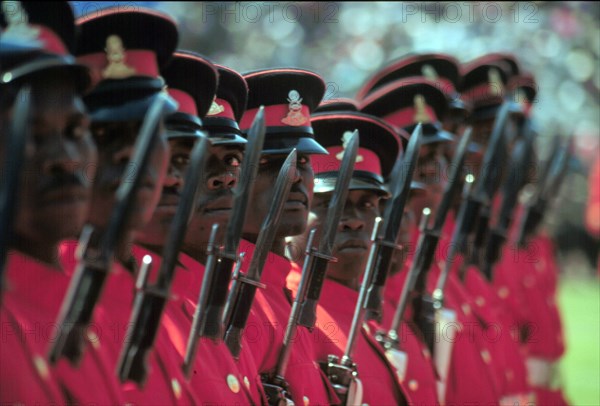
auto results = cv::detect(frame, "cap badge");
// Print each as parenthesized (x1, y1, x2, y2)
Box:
(281, 90, 308, 126)
(336, 131, 363, 162)
(413, 94, 432, 123)
(102, 34, 137, 79)
(421, 64, 439, 81)
(1, 1, 40, 42)
(488, 67, 504, 98)
(207, 96, 225, 116)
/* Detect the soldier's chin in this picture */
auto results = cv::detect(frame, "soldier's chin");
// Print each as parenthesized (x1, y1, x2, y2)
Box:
(279, 218, 307, 239)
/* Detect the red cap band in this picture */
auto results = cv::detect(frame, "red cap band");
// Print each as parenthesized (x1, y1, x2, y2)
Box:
(240, 104, 311, 130)
(168, 88, 197, 116)
(206, 98, 235, 120)
(312, 146, 381, 176)
(77, 49, 159, 86)
(382, 104, 437, 128)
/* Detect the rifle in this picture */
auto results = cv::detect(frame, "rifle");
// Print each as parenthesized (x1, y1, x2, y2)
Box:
(116, 134, 210, 385)
(482, 120, 535, 280)
(375, 208, 431, 383)
(516, 135, 568, 248)
(447, 101, 513, 281)
(264, 132, 358, 405)
(295, 130, 359, 329)
(409, 127, 472, 352)
(321, 218, 383, 405)
(181, 107, 266, 375)
(48, 93, 169, 366)
(0, 86, 30, 296)
(363, 124, 423, 323)
(222, 149, 297, 358)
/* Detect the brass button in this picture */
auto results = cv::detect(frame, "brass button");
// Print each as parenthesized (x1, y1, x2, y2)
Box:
(408, 379, 419, 391)
(243, 376, 250, 389)
(481, 349, 492, 364)
(498, 286, 509, 299)
(422, 347, 431, 360)
(227, 374, 240, 394)
(303, 395, 310, 406)
(87, 330, 100, 349)
(475, 296, 485, 307)
(171, 378, 182, 399)
(33, 355, 49, 380)
(461, 303, 471, 316)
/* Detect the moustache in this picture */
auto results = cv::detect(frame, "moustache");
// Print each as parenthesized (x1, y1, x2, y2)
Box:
(38, 172, 87, 196)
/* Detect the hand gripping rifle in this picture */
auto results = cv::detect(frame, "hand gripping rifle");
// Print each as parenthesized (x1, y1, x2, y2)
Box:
(0, 86, 30, 297)
(222, 150, 297, 359)
(482, 120, 535, 280)
(363, 124, 423, 323)
(321, 218, 384, 405)
(49, 94, 169, 366)
(116, 135, 210, 385)
(409, 127, 472, 353)
(516, 135, 569, 248)
(263, 131, 359, 405)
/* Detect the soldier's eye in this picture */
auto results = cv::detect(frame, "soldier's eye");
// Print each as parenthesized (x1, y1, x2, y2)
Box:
(173, 154, 190, 167)
(298, 155, 310, 165)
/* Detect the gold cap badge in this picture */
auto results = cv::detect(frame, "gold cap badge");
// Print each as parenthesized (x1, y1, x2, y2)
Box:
(1, 1, 40, 42)
(102, 34, 136, 79)
(207, 96, 225, 116)
(336, 131, 363, 162)
(413, 94, 432, 123)
(281, 90, 308, 126)
(488, 67, 504, 98)
(421, 64, 439, 81)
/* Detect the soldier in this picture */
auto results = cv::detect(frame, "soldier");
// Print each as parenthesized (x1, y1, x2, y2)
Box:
(232, 68, 340, 405)
(0, 1, 128, 404)
(360, 78, 454, 223)
(65, 7, 199, 404)
(288, 110, 438, 404)
(133, 55, 265, 404)
(495, 72, 570, 405)
(359, 74, 508, 403)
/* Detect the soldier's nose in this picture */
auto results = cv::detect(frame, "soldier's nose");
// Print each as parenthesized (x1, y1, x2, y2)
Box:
(207, 170, 237, 190)
(340, 217, 364, 232)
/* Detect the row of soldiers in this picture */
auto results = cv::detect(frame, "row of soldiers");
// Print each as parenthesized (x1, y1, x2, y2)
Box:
(0, 2, 570, 405)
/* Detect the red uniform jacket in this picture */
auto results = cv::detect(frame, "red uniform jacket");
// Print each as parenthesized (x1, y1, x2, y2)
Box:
(238, 239, 339, 405)
(287, 272, 413, 405)
(1, 248, 124, 405)
(130, 245, 265, 405)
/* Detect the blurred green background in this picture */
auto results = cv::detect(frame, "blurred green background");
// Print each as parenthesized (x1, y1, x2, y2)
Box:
(72, 2, 600, 403)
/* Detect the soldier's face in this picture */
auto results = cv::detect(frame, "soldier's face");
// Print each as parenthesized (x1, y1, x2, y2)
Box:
(1, 73, 97, 245)
(88, 119, 169, 233)
(312, 189, 381, 288)
(243, 153, 314, 241)
(182, 144, 243, 255)
(415, 142, 449, 214)
(387, 192, 422, 275)
(136, 138, 195, 248)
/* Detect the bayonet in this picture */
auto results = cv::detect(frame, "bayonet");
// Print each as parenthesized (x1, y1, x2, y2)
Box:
(296, 130, 359, 329)
(49, 93, 168, 365)
(0, 86, 30, 296)
(117, 135, 210, 385)
(222, 149, 297, 358)
(320, 218, 383, 405)
(196, 107, 266, 340)
(364, 124, 423, 322)
(482, 120, 535, 280)
(410, 127, 472, 352)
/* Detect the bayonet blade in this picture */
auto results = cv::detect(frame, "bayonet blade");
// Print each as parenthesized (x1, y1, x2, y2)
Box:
(296, 130, 359, 328)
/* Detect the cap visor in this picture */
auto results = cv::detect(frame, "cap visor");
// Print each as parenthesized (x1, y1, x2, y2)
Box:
(314, 176, 389, 196)
(262, 136, 328, 155)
